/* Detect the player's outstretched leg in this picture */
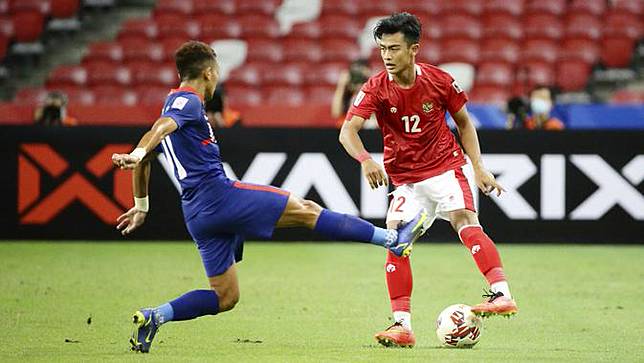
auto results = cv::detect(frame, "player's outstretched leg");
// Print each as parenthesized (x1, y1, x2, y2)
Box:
(452, 216, 517, 317)
(375, 249, 415, 348)
(130, 265, 238, 352)
(276, 196, 426, 256)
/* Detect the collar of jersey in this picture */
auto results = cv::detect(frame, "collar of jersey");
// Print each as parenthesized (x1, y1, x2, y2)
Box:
(169, 86, 204, 102)
(387, 64, 422, 82)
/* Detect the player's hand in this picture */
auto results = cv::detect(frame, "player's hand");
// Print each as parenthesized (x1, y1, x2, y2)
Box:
(116, 207, 147, 235)
(362, 159, 388, 189)
(112, 153, 141, 170)
(474, 167, 505, 197)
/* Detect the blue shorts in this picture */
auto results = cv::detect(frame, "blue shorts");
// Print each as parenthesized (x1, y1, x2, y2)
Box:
(185, 180, 290, 277)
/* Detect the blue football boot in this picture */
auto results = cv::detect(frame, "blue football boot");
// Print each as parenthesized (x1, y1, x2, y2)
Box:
(130, 308, 159, 353)
(387, 210, 428, 257)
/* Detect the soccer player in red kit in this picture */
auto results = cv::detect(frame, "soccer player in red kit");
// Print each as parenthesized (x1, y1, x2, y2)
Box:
(339, 13, 518, 348)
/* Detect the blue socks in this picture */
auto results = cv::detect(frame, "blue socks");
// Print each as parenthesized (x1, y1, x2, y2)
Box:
(154, 289, 219, 325)
(313, 209, 396, 247)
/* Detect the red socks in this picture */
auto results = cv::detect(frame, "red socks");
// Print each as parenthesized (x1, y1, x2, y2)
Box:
(385, 251, 413, 313)
(458, 225, 506, 285)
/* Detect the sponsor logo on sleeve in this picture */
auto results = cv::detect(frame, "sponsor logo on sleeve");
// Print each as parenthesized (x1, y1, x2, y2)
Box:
(171, 96, 189, 110)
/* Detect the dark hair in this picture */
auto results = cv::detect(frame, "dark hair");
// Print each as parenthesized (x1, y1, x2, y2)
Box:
(373, 12, 421, 46)
(46, 91, 68, 105)
(175, 41, 217, 81)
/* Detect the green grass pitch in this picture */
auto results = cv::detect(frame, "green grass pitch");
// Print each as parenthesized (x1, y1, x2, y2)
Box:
(1, 242, 643, 362)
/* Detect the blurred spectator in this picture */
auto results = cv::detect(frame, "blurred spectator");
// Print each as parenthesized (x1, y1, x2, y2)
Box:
(34, 91, 78, 126)
(332, 59, 377, 128)
(205, 83, 241, 128)
(506, 86, 564, 130)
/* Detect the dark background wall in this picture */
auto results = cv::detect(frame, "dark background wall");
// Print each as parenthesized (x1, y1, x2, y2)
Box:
(1, 126, 642, 243)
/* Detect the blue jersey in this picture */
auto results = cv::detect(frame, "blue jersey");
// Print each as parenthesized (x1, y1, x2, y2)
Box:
(158, 87, 229, 219)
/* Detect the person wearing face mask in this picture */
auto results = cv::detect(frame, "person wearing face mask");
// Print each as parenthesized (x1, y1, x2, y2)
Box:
(34, 91, 78, 127)
(524, 85, 564, 130)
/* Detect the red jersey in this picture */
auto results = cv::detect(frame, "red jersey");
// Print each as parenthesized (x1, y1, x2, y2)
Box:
(347, 63, 468, 186)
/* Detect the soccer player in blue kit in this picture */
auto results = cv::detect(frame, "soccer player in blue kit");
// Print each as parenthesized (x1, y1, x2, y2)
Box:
(111, 41, 427, 353)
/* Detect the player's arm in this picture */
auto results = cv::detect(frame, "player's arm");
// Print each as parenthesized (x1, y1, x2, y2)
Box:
(112, 117, 177, 235)
(452, 106, 505, 196)
(112, 117, 178, 170)
(339, 115, 388, 189)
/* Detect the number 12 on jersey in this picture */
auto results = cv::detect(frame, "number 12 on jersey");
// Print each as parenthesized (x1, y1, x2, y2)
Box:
(401, 115, 421, 133)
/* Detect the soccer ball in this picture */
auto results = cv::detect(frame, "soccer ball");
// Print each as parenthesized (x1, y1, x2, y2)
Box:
(436, 304, 482, 348)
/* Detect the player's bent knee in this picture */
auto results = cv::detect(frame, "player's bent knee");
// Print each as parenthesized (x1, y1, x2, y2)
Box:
(449, 209, 479, 231)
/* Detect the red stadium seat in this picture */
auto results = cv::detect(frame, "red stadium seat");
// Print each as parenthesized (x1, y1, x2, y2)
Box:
(521, 39, 559, 64)
(48, 85, 95, 105)
(92, 86, 138, 106)
(600, 37, 636, 68)
(481, 14, 523, 40)
(265, 86, 306, 106)
(135, 85, 169, 105)
(197, 14, 242, 39)
(320, 39, 360, 63)
(282, 39, 321, 63)
(236, 0, 280, 16)
(288, 21, 322, 39)
(304, 62, 346, 86)
(440, 39, 479, 65)
(118, 19, 158, 40)
(565, 14, 602, 40)
(226, 85, 263, 107)
(0, 34, 8, 60)
(400, 0, 444, 16)
(50, 0, 80, 18)
(193, 0, 235, 15)
(356, 2, 399, 20)
(85, 62, 130, 86)
(11, 10, 44, 42)
(321, 0, 359, 16)
(84, 41, 123, 63)
(0, 16, 14, 37)
(468, 85, 509, 105)
(130, 62, 177, 87)
(155, 15, 200, 40)
(525, 0, 566, 16)
(262, 63, 306, 86)
(560, 38, 599, 64)
(480, 38, 520, 64)
(14, 86, 49, 105)
(307, 85, 335, 105)
(246, 38, 283, 63)
(523, 14, 563, 41)
(519, 60, 555, 87)
(8, 0, 49, 13)
(613, 0, 643, 14)
(160, 36, 187, 61)
(482, 0, 524, 17)
(604, 12, 641, 39)
(569, 0, 605, 16)
(120, 38, 164, 62)
(47, 65, 87, 87)
(227, 62, 270, 87)
(238, 14, 280, 39)
(439, 15, 481, 40)
(476, 62, 514, 87)
(319, 15, 362, 39)
(441, 0, 484, 16)
(154, 0, 193, 17)
(417, 41, 441, 64)
(556, 59, 591, 91)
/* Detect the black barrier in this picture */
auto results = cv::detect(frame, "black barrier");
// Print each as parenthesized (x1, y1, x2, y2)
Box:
(1, 126, 642, 243)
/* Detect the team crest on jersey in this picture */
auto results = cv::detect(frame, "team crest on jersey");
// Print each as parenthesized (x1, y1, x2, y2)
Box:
(422, 101, 433, 113)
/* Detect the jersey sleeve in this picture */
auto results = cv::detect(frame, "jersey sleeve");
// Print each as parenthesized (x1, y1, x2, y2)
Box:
(345, 82, 379, 120)
(161, 94, 202, 128)
(443, 73, 468, 116)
